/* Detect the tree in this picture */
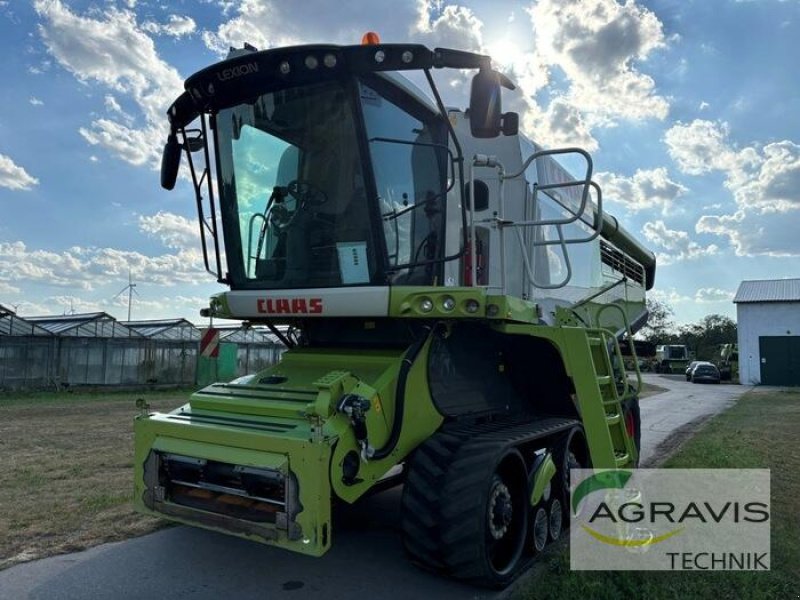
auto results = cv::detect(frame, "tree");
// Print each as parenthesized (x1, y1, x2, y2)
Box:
(637, 298, 677, 345)
(678, 314, 737, 361)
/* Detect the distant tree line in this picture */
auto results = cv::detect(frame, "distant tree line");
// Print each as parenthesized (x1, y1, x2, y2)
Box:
(637, 299, 737, 362)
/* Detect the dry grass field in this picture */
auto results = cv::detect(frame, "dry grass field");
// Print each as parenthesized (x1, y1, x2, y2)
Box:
(0, 389, 192, 570)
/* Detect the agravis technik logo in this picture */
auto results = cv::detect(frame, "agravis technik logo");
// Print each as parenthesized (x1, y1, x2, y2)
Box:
(569, 469, 770, 570)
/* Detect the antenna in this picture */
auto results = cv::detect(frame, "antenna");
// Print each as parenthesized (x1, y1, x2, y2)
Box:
(114, 270, 139, 321)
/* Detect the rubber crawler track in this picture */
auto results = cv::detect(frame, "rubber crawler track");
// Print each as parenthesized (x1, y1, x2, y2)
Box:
(401, 417, 580, 586)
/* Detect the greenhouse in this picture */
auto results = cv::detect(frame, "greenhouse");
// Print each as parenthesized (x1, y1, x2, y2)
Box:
(0, 306, 284, 390)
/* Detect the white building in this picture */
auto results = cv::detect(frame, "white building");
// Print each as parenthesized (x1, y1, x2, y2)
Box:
(734, 278, 800, 386)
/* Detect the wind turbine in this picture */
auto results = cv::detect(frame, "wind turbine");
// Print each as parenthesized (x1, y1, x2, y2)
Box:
(114, 270, 139, 321)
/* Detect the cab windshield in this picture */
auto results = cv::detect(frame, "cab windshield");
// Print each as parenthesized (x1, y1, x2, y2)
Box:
(214, 77, 448, 289)
(216, 80, 375, 289)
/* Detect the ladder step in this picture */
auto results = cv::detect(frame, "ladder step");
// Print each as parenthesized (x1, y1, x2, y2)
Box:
(588, 337, 603, 346)
(606, 413, 621, 425)
(615, 452, 630, 467)
(596, 375, 612, 386)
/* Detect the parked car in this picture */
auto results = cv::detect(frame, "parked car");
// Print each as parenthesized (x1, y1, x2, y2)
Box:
(690, 362, 721, 384)
(685, 361, 702, 381)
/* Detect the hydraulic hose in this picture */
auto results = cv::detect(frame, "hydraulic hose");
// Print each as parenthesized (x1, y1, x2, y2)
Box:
(372, 325, 432, 460)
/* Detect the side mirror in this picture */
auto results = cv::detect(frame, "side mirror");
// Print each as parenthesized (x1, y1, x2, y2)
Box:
(160, 134, 181, 190)
(469, 68, 502, 138)
(501, 112, 519, 136)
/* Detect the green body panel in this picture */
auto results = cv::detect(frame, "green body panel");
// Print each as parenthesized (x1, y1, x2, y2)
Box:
(530, 453, 556, 505)
(134, 341, 443, 555)
(136, 291, 642, 557)
(491, 322, 627, 468)
(134, 316, 640, 554)
(134, 406, 333, 556)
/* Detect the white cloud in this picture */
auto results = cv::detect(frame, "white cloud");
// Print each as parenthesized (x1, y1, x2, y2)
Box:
(16, 293, 213, 321)
(0, 241, 205, 290)
(79, 119, 157, 166)
(663, 119, 750, 175)
(527, 0, 669, 126)
(520, 96, 598, 151)
(642, 220, 719, 265)
(695, 287, 734, 303)
(596, 167, 688, 214)
(34, 0, 183, 168)
(0, 154, 39, 191)
(202, 0, 400, 55)
(420, 0, 672, 150)
(0, 280, 20, 295)
(201, 1, 668, 151)
(142, 14, 197, 38)
(104, 94, 122, 114)
(29, 97, 44, 106)
(696, 210, 800, 257)
(202, 0, 280, 54)
(0, 211, 208, 291)
(138, 211, 197, 250)
(412, 0, 483, 51)
(649, 287, 691, 305)
(647, 288, 734, 319)
(665, 119, 800, 255)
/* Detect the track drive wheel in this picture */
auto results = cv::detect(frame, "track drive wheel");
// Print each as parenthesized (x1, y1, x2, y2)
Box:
(447, 447, 528, 587)
(402, 441, 529, 588)
(551, 427, 589, 529)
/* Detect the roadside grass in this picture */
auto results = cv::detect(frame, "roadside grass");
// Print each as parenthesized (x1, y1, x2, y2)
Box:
(0, 389, 194, 570)
(637, 380, 668, 399)
(513, 388, 800, 600)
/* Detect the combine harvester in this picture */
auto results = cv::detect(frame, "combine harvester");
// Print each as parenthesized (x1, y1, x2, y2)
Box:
(135, 34, 656, 587)
(654, 344, 691, 374)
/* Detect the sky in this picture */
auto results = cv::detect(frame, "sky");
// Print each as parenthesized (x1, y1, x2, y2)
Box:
(0, 0, 798, 325)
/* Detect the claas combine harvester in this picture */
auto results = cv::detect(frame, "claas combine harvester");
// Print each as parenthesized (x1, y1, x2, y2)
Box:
(135, 34, 656, 587)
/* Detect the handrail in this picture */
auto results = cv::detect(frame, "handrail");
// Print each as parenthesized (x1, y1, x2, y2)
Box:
(466, 148, 605, 292)
(570, 276, 627, 311)
(596, 303, 643, 401)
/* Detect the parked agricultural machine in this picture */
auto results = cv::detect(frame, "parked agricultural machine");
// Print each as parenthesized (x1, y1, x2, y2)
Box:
(134, 36, 656, 587)
(717, 343, 739, 382)
(654, 344, 691, 374)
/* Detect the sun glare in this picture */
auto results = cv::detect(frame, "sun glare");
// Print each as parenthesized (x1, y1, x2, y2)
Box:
(486, 38, 524, 68)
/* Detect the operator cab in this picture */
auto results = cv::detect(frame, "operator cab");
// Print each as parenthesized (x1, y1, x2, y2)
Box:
(217, 75, 448, 290)
(160, 42, 513, 293)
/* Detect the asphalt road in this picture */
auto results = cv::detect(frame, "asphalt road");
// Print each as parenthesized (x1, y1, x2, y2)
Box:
(0, 374, 749, 600)
(637, 373, 748, 466)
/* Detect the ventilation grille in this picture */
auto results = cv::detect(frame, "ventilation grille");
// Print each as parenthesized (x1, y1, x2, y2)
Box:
(601, 241, 644, 285)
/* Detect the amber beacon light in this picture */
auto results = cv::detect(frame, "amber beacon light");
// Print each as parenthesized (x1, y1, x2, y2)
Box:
(361, 31, 381, 45)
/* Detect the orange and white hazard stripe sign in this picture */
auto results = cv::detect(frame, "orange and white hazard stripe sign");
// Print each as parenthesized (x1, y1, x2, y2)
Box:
(200, 328, 220, 358)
